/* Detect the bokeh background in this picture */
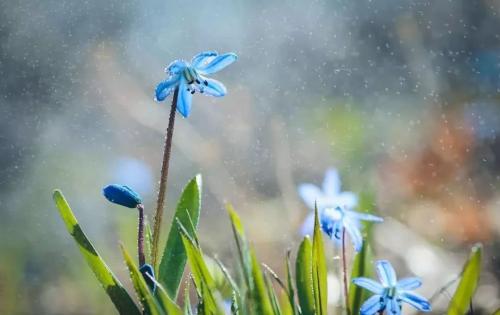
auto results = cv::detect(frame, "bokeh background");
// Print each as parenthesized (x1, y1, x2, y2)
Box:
(2, 0, 500, 313)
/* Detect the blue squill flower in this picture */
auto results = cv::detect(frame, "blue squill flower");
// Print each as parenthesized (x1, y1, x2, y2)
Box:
(103, 184, 142, 208)
(298, 168, 358, 235)
(320, 206, 382, 251)
(139, 263, 157, 292)
(353, 260, 431, 315)
(155, 51, 238, 117)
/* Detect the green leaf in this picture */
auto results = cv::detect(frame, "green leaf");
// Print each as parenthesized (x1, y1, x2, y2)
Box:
(447, 243, 483, 315)
(145, 218, 154, 263)
(348, 242, 373, 314)
(159, 175, 202, 299)
(249, 248, 274, 315)
(265, 273, 283, 315)
(179, 224, 223, 315)
(312, 206, 327, 315)
(52, 190, 140, 315)
(295, 236, 314, 315)
(285, 251, 299, 315)
(120, 244, 164, 315)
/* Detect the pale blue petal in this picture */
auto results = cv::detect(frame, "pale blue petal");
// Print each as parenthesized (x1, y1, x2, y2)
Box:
(352, 277, 384, 294)
(376, 260, 398, 287)
(360, 294, 384, 315)
(298, 184, 323, 209)
(397, 277, 422, 290)
(399, 292, 431, 312)
(344, 217, 363, 251)
(197, 52, 238, 74)
(166, 60, 187, 75)
(200, 76, 227, 97)
(300, 212, 315, 236)
(176, 77, 192, 117)
(322, 168, 341, 196)
(345, 210, 383, 223)
(387, 298, 402, 315)
(155, 75, 180, 101)
(336, 192, 358, 208)
(191, 51, 218, 68)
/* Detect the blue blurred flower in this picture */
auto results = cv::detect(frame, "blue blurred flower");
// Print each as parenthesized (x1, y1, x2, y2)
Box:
(353, 260, 431, 315)
(103, 184, 142, 208)
(298, 168, 358, 235)
(139, 263, 156, 292)
(155, 51, 238, 117)
(320, 206, 382, 251)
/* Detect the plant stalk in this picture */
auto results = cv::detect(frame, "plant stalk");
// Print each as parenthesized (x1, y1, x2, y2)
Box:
(342, 228, 351, 315)
(137, 204, 145, 266)
(152, 87, 179, 267)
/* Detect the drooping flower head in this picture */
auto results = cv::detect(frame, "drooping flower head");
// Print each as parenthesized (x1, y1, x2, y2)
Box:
(298, 168, 359, 235)
(103, 184, 142, 208)
(321, 205, 383, 251)
(353, 260, 432, 315)
(155, 51, 238, 117)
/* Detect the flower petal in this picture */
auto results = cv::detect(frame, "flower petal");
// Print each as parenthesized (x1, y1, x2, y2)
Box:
(345, 210, 383, 223)
(166, 60, 187, 75)
(352, 277, 384, 294)
(191, 51, 218, 68)
(336, 192, 358, 208)
(360, 294, 384, 315)
(376, 260, 398, 287)
(298, 184, 323, 209)
(387, 298, 402, 315)
(103, 184, 142, 208)
(155, 75, 180, 101)
(399, 291, 431, 312)
(197, 52, 238, 74)
(397, 277, 422, 290)
(344, 216, 363, 251)
(322, 168, 341, 196)
(176, 77, 193, 118)
(300, 212, 315, 236)
(200, 76, 227, 97)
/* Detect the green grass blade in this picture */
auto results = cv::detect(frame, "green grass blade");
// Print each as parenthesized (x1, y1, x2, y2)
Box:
(285, 251, 299, 315)
(312, 206, 327, 315)
(179, 225, 224, 315)
(265, 273, 283, 315)
(120, 244, 164, 315)
(249, 248, 274, 315)
(145, 218, 154, 263)
(447, 243, 483, 315)
(348, 242, 373, 314)
(52, 190, 140, 315)
(295, 236, 314, 315)
(159, 175, 202, 299)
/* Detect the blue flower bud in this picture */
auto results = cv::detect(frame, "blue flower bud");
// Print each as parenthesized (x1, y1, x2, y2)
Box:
(139, 263, 156, 292)
(103, 184, 142, 208)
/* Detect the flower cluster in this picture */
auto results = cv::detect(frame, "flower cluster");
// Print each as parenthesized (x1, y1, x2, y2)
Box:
(298, 168, 431, 314)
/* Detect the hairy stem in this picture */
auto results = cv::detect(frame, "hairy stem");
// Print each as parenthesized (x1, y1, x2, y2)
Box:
(342, 228, 351, 315)
(152, 88, 179, 267)
(137, 204, 145, 266)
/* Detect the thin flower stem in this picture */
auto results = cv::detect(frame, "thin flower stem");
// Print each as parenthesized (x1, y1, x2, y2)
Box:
(137, 204, 145, 266)
(342, 228, 351, 315)
(152, 87, 179, 267)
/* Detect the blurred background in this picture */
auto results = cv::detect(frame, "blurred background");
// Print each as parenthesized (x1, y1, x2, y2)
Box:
(1, 0, 500, 313)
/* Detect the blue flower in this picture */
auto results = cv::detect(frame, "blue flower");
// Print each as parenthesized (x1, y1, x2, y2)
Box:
(320, 205, 382, 251)
(298, 168, 358, 235)
(353, 260, 431, 315)
(155, 51, 238, 117)
(103, 184, 142, 208)
(139, 263, 157, 292)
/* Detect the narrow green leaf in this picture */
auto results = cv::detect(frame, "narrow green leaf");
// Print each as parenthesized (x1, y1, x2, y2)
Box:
(295, 237, 314, 315)
(348, 242, 373, 314)
(265, 273, 283, 315)
(179, 226, 223, 315)
(145, 218, 154, 263)
(159, 175, 202, 299)
(184, 281, 194, 315)
(312, 206, 327, 315)
(285, 251, 299, 315)
(447, 243, 483, 315)
(249, 248, 274, 315)
(120, 244, 164, 315)
(52, 190, 140, 315)
(146, 275, 183, 315)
